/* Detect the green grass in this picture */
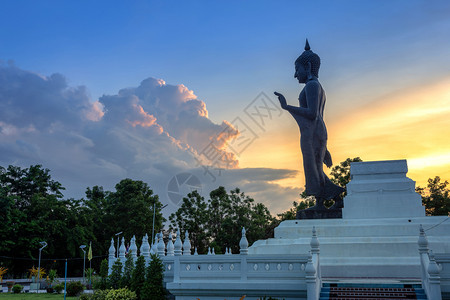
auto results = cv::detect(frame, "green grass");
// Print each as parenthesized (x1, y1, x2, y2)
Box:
(0, 294, 77, 300)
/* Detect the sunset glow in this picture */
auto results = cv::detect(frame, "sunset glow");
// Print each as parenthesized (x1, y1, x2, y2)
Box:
(1, 1, 449, 215)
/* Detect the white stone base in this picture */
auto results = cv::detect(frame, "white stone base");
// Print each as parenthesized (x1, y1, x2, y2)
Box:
(249, 216, 450, 279)
(343, 160, 426, 219)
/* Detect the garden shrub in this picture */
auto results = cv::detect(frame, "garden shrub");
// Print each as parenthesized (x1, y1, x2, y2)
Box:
(12, 284, 23, 294)
(79, 293, 92, 300)
(91, 289, 109, 300)
(105, 288, 137, 300)
(66, 280, 85, 297)
(54, 283, 64, 294)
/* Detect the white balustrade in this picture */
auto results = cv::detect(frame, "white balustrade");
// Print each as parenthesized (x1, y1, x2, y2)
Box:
(107, 227, 322, 300)
(418, 224, 442, 300)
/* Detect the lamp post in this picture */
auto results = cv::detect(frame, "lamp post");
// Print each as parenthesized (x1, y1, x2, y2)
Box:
(151, 203, 168, 245)
(79, 245, 86, 283)
(37, 241, 47, 293)
(115, 232, 122, 258)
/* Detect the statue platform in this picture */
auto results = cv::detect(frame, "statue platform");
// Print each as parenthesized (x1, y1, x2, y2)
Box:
(249, 160, 450, 279)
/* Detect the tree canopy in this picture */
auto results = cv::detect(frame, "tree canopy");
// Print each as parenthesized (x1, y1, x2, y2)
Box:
(169, 186, 274, 254)
(417, 176, 450, 216)
(0, 165, 165, 277)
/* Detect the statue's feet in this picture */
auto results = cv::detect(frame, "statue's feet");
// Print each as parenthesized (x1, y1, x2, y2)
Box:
(329, 195, 344, 210)
(305, 198, 326, 211)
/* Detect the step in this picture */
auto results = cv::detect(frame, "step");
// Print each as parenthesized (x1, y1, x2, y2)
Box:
(319, 283, 427, 299)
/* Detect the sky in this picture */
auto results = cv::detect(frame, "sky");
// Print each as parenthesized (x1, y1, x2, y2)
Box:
(1, 0, 449, 218)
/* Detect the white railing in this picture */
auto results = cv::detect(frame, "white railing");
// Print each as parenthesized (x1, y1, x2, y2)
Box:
(109, 227, 322, 300)
(418, 224, 442, 300)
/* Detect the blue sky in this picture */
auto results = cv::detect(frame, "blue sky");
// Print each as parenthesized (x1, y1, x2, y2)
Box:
(1, 0, 450, 215)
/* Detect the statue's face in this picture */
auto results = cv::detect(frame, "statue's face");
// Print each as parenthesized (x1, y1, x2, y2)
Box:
(294, 63, 307, 83)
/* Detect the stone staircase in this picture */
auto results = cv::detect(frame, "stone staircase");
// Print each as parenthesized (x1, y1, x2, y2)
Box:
(319, 283, 427, 299)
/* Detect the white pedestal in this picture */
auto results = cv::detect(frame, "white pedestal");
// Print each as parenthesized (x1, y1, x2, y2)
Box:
(342, 160, 425, 219)
(249, 160, 449, 279)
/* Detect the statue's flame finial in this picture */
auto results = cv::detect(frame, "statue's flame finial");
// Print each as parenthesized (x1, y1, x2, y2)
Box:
(305, 39, 311, 51)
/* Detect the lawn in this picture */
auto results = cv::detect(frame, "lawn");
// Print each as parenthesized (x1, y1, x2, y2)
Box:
(0, 294, 77, 300)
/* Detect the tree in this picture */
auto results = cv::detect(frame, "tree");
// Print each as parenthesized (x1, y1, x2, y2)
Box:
(131, 256, 146, 300)
(121, 252, 135, 289)
(417, 176, 450, 216)
(142, 253, 165, 300)
(97, 259, 109, 290)
(330, 157, 363, 195)
(83, 186, 109, 265)
(104, 179, 165, 244)
(0, 165, 91, 276)
(109, 259, 123, 289)
(169, 187, 274, 254)
(168, 190, 209, 254)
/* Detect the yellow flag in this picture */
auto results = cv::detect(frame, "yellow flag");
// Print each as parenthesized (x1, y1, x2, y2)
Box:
(88, 242, 93, 261)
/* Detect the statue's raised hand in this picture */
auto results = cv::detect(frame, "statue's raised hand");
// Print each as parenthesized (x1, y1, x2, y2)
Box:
(274, 92, 287, 109)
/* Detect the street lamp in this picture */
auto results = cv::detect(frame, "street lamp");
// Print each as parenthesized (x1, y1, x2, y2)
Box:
(114, 232, 122, 258)
(37, 241, 47, 293)
(79, 245, 86, 283)
(151, 203, 168, 244)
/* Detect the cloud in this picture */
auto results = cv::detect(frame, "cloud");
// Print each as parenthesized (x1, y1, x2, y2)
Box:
(0, 64, 298, 216)
(104, 77, 240, 168)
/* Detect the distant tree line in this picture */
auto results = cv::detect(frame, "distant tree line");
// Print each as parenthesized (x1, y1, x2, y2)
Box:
(0, 165, 165, 277)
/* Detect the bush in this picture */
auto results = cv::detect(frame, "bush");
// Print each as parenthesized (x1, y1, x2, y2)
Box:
(12, 284, 23, 294)
(106, 288, 137, 300)
(79, 294, 92, 300)
(66, 281, 85, 297)
(54, 283, 64, 294)
(91, 289, 109, 300)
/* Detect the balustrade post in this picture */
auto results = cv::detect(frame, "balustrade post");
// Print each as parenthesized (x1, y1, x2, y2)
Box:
(130, 235, 138, 261)
(151, 235, 158, 254)
(157, 232, 166, 257)
(305, 254, 318, 300)
(108, 238, 116, 275)
(174, 229, 182, 256)
(167, 231, 175, 256)
(119, 237, 126, 261)
(239, 227, 248, 281)
(141, 234, 151, 265)
(427, 251, 442, 300)
(183, 230, 192, 255)
(418, 224, 431, 296)
(239, 227, 248, 255)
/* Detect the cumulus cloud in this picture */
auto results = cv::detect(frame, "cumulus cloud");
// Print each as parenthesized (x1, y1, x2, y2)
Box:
(0, 63, 298, 216)
(104, 77, 240, 168)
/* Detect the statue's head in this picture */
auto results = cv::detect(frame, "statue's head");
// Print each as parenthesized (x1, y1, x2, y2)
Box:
(295, 39, 320, 80)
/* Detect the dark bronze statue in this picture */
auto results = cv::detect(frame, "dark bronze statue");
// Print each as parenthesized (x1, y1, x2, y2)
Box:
(274, 40, 344, 217)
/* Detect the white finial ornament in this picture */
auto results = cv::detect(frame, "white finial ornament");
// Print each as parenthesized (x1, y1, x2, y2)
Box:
(174, 229, 182, 256)
(239, 227, 248, 255)
(183, 230, 192, 255)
